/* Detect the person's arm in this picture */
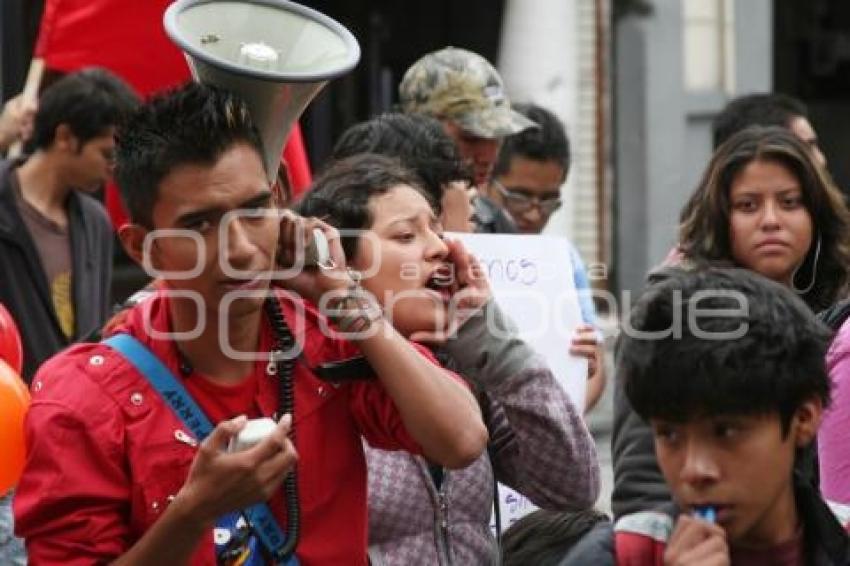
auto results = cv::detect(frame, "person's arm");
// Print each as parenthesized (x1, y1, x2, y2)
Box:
(113, 415, 297, 565)
(611, 270, 681, 519)
(443, 298, 600, 510)
(412, 239, 599, 507)
(18, 379, 296, 565)
(278, 214, 487, 470)
(16, 397, 133, 565)
(568, 243, 607, 412)
(611, 353, 673, 518)
(818, 321, 850, 503)
(110, 500, 209, 566)
(350, 319, 487, 469)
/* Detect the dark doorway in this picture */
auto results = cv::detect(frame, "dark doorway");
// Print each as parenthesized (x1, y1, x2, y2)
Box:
(775, 0, 850, 194)
(1, 0, 505, 302)
(299, 0, 506, 170)
(1, 0, 505, 170)
(1, 0, 44, 99)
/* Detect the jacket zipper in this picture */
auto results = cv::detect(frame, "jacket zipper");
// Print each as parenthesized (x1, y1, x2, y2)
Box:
(435, 473, 452, 566)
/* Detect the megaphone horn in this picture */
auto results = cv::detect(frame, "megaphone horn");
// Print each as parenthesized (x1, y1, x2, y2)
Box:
(164, 0, 361, 184)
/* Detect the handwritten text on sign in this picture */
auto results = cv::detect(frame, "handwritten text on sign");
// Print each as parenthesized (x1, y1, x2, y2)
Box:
(452, 233, 589, 532)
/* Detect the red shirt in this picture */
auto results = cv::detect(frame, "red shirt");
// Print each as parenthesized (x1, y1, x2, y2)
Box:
(14, 291, 429, 565)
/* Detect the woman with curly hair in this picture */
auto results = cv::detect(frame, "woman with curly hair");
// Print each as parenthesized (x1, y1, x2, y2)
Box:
(613, 125, 850, 519)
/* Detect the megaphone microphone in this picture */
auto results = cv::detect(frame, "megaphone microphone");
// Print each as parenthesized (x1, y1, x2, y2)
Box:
(164, 0, 361, 184)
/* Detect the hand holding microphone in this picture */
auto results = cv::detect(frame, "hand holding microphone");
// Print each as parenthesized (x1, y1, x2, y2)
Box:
(174, 414, 297, 527)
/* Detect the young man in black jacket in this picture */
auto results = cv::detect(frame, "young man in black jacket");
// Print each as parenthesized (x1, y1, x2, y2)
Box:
(0, 68, 137, 382)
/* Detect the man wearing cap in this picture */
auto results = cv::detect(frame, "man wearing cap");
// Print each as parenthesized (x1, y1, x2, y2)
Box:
(399, 46, 536, 233)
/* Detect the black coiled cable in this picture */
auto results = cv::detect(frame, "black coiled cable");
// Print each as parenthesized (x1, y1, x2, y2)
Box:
(264, 296, 299, 561)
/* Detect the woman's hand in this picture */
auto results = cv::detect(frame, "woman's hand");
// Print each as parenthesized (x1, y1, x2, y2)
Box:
(410, 238, 491, 344)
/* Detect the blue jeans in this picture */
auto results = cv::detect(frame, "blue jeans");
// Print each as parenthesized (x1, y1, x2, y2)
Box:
(0, 490, 26, 566)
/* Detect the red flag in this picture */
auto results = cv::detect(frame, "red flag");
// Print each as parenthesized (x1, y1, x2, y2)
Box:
(36, 0, 189, 97)
(35, 0, 313, 227)
(284, 123, 313, 200)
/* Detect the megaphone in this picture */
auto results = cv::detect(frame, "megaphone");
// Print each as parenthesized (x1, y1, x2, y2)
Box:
(164, 0, 360, 184)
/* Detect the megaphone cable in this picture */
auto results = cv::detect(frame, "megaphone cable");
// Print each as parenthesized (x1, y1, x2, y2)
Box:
(265, 295, 300, 560)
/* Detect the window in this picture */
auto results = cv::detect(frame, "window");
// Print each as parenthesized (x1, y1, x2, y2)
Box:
(683, 0, 736, 93)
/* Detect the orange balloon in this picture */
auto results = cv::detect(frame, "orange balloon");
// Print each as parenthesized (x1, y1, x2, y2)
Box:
(0, 359, 30, 493)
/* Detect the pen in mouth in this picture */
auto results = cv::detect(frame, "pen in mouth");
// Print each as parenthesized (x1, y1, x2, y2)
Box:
(692, 505, 716, 523)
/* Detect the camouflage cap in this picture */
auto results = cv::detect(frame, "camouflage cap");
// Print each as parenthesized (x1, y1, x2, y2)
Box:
(399, 47, 536, 139)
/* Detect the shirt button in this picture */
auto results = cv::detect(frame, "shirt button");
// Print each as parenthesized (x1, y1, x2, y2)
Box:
(151, 501, 160, 511)
(89, 355, 105, 366)
(130, 392, 144, 406)
(317, 386, 328, 398)
(33, 381, 43, 392)
(174, 429, 198, 447)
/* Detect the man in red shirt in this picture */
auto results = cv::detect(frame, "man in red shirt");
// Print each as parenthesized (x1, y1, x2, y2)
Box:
(13, 82, 488, 565)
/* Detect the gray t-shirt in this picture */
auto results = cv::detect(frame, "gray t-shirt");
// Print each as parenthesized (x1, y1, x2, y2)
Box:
(12, 174, 75, 339)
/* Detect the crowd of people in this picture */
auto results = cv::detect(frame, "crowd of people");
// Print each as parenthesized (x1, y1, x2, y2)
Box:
(1, 22, 850, 566)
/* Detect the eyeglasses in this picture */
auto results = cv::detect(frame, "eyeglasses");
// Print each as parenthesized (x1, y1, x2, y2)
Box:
(492, 180, 562, 214)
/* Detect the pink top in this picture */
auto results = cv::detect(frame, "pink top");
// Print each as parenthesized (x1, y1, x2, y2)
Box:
(819, 317, 850, 503)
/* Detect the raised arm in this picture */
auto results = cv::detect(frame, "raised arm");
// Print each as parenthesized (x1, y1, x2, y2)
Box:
(413, 238, 598, 505)
(278, 214, 488, 470)
(352, 318, 487, 469)
(443, 298, 600, 509)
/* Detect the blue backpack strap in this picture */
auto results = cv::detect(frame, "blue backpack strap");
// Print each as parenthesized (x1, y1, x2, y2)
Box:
(104, 334, 213, 438)
(103, 333, 298, 565)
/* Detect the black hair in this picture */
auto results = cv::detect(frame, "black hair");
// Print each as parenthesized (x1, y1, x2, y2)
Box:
(501, 509, 610, 566)
(679, 126, 850, 312)
(294, 153, 434, 260)
(114, 82, 265, 227)
(712, 93, 809, 149)
(620, 268, 831, 435)
(31, 67, 138, 150)
(331, 112, 472, 212)
(492, 102, 570, 180)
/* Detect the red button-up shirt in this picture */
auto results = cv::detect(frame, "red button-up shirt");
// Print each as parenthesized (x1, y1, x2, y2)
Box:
(14, 291, 425, 565)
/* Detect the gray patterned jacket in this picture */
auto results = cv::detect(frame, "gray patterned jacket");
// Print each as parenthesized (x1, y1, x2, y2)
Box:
(366, 300, 601, 565)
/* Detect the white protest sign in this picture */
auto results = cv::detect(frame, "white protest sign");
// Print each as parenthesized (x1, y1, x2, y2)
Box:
(451, 233, 589, 533)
